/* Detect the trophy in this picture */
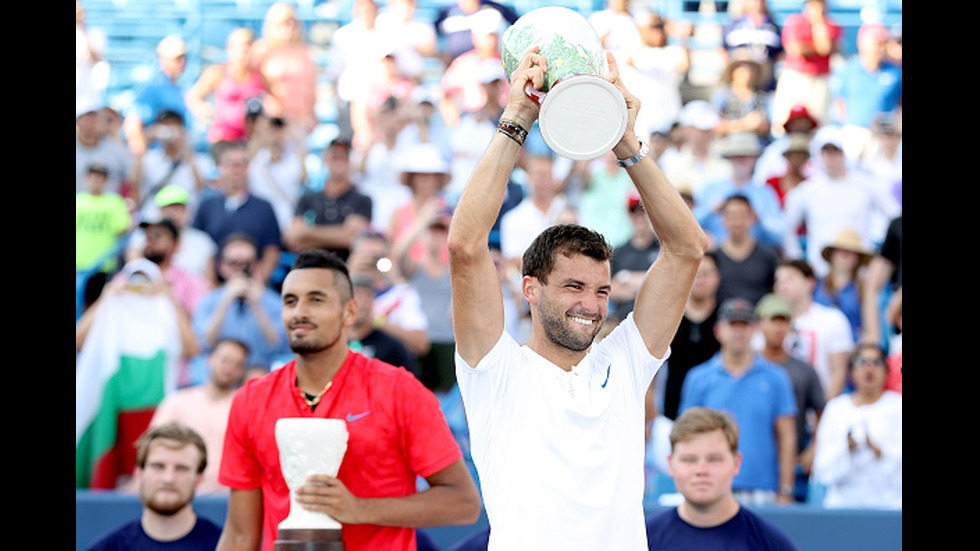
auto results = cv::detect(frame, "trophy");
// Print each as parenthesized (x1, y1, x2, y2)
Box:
(501, 6, 628, 161)
(274, 418, 349, 551)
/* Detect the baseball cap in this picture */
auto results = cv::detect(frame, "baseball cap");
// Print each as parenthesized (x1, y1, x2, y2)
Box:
(156, 35, 187, 58)
(718, 297, 757, 323)
(478, 58, 506, 85)
(154, 184, 190, 207)
(811, 125, 844, 152)
(678, 100, 720, 131)
(627, 190, 643, 212)
(401, 143, 450, 175)
(87, 162, 110, 176)
(139, 218, 180, 239)
(76, 97, 105, 119)
(782, 104, 817, 133)
(754, 293, 793, 320)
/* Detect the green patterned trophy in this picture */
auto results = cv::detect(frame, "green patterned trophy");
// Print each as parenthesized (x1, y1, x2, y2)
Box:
(501, 6, 628, 160)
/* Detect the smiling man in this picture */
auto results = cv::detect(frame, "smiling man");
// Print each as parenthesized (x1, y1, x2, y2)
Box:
(447, 48, 708, 550)
(645, 407, 799, 550)
(216, 249, 480, 551)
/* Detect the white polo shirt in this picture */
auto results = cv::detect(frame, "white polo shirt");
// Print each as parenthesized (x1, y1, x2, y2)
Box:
(456, 313, 666, 550)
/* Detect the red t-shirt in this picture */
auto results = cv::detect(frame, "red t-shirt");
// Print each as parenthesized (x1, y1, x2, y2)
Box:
(219, 351, 462, 551)
(781, 13, 841, 75)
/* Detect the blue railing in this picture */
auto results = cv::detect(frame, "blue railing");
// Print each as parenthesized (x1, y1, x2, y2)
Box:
(76, 489, 902, 551)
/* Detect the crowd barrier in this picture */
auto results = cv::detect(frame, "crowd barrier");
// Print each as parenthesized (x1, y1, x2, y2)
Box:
(76, 489, 900, 550)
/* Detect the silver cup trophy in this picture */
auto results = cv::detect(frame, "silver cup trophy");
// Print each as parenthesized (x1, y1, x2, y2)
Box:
(501, 6, 628, 161)
(274, 418, 349, 551)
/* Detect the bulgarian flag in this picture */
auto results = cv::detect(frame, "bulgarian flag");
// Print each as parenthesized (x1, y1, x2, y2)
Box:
(76, 260, 181, 488)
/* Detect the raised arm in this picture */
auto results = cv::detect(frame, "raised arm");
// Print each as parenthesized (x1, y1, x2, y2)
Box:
(447, 48, 548, 366)
(604, 53, 709, 358)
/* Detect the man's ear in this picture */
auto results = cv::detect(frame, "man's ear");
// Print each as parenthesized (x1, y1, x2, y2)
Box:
(522, 275, 539, 305)
(343, 298, 358, 327)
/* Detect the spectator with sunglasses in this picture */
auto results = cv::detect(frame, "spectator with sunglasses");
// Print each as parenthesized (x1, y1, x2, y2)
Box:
(811, 343, 901, 509)
(191, 233, 289, 382)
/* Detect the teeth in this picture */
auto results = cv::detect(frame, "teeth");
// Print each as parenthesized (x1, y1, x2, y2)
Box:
(570, 316, 593, 326)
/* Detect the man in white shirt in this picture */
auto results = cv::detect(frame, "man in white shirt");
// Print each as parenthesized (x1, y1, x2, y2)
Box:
(447, 48, 708, 550)
(774, 259, 854, 399)
(781, 125, 900, 276)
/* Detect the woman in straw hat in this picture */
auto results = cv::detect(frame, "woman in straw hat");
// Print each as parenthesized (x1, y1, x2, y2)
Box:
(814, 228, 873, 340)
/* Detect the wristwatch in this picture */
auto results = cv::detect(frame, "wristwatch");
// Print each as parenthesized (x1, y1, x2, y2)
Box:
(779, 485, 794, 497)
(616, 140, 650, 168)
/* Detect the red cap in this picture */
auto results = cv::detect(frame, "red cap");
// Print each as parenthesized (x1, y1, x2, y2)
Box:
(783, 104, 818, 132)
(627, 190, 642, 211)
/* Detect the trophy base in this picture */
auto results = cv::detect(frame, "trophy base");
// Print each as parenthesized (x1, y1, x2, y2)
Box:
(274, 528, 344, 551)
(538, 75, 628, 161)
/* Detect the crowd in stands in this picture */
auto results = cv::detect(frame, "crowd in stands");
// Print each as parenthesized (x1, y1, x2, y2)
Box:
(77, 0, 901, 514)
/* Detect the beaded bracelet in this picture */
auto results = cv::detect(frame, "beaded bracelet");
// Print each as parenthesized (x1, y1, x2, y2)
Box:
(497, 119, 528, 146)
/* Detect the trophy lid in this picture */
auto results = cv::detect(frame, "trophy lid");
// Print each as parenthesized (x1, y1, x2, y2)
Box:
(537, 75, 628, 161)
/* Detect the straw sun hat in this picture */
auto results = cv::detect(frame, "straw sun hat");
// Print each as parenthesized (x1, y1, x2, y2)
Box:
(821, 229, 873, 265)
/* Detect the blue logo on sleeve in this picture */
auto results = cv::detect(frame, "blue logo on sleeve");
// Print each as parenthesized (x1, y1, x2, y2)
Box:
(601, 364, 611, 388)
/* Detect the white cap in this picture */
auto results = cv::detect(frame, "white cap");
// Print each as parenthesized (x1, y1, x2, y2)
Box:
(478, 58, 506, 84)
(156, 35, 187, 58)
(811, 125, 845, 152)
(469, 7, 503, 36)
(401, 143, 450, 174)
(76, 96, 105, 119)
(678, 100, 720, 130)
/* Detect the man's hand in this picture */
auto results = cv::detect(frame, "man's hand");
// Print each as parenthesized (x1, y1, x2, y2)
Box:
(294, 474, 368, 525)
(501, 46, 547, 131)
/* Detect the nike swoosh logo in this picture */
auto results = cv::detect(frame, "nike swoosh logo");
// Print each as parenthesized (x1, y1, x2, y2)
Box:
(346, 411, 370, 422)
(601, 364, 611, 388)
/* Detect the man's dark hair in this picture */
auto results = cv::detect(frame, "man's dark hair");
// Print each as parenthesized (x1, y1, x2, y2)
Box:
(778, 258, 815, 280)
(522, 224, 613, 283)
(720, 193, 754, 212)
(154, 109, 184, 125)
(291, 249, 354, 300)
(327, 137, 353, 153)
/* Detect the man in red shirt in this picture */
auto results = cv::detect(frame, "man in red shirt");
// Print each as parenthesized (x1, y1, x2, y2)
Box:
(771, 0, 842, 135)
(216, 249, 481, 551)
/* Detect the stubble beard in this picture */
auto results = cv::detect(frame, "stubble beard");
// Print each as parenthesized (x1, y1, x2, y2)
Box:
(537, 302, 602, 352)
(289, 323, 345, 356)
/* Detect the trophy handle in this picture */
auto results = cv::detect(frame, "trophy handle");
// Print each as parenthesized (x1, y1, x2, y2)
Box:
(524, 82, 546, 106)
